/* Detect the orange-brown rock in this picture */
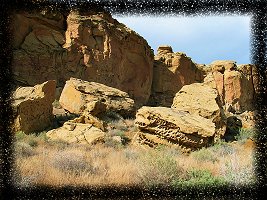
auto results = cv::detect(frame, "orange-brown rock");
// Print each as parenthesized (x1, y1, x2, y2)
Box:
(149, 46, 204, 106)
(13, 80, 56, 134)
(59, 78, 135, 117)
(172, 83, 226, 139)
(204, 61, 258, 114)
(11, 9, 154, 106)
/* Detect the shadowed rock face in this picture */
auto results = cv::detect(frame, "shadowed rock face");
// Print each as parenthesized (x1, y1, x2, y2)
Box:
(11, 9, 154, 106)
(148, 45, 204, 107)
(13, 80, 56, 134)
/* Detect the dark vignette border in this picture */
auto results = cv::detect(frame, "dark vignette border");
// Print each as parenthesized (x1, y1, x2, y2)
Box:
(0, 0, 266, 199)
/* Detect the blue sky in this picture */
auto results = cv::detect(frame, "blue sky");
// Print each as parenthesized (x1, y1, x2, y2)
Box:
(114, 16, 251, 65)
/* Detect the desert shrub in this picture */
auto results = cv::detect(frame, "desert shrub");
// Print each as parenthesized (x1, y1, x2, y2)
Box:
(103, 136, 123, 149)
(191, 148, 218, 163)
(235, 128, 255, 143)
(15, 131, 27, 141)
(138, 151, 184, 186)
(51, 151, 97, 175)
(15, 142, 36, 158)
(123, 148, 139, 160)
(211, 139, 235, 156)
(172, 169, 226, 188)
(52, 99, 62, 109)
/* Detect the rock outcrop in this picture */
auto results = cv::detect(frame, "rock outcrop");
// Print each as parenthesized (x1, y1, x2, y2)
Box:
(11, 9, 154, 106)
(59, 78, 135, 117)
(171, 83, 226, 138)
(148, 45, 204, 107)
(135, 107, 216, 151)
(13, 80, 56, 134)
(204, 61, 258, 114)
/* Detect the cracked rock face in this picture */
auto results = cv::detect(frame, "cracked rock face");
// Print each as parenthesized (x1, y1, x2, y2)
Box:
(59, 78, 135, 117)
(11, 9, 154, 106)
(171, 83, 226, 138)
(204, 61, 258, 114)
(46, 123, 105, 145)
(148, 46, 204, 107)
(135, 106, 216, 150)
(13, 80, 56, 134)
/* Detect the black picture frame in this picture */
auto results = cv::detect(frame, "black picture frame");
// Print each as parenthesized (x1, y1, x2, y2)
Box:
(1, 0, 266, 199)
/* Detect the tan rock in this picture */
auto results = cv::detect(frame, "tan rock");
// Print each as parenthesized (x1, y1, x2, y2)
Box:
(46, 123, 105, 145)
(13, 80, 56, 134)
(135, 106, 216, 150)
(149, 46, 204, 106)
(12, 10, 154, 106)
(171, 83, 226, 138)
(59, 78, 135, 117)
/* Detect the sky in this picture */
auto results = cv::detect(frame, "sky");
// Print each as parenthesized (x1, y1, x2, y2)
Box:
(114, 15, 251, 65)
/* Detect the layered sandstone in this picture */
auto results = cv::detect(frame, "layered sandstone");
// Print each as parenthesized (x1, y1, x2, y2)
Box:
(204, 61, 258, 113)
(11, 9, 154, 105)
(13, 80, 56, 134)
(59, 78, 135, 117)
(135, 107, 216, 150)
(149, 45, 204, 106)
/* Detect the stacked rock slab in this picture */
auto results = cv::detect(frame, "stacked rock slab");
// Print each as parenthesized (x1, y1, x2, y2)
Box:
(135, 107, 216, 151)
(59, 78, 135, 117)
(149, 45, 204, 107)
(11, 9, 154, 106)
(135, 83, 226, 150)
(204, 61, 258, 114)
(13, 80, 56, 134)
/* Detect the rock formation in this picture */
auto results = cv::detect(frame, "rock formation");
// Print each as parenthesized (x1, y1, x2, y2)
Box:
(59, 78, 135, 117)
(135, 107, 216, 151)
(172, 83, 226, 138)
(149, 45, 204, 107)
(11, 9, 154, 106)
(13, 80, 56, 134)
(204, 61, 258, 114)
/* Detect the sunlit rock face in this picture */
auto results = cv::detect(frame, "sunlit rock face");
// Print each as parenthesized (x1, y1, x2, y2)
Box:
(11, 9, 154, 106)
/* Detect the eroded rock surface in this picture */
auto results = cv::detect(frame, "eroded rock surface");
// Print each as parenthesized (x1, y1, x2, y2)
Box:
(59, 78, 135, 117)
(204, 61, 258, 114)
(172, 83, 226, 138)
(12, 9, 154, 105)
(135, 106, 216, 150)
(13, 80, 56, 134)
(149, 45, 204, 106)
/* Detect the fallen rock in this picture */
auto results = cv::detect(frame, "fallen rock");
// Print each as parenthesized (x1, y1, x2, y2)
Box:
(12, 9, 154, 106)
(59, 78, 135, 117)
(13, 80, 56, 134)
(149, 46, 204, 106)
(135, 106, 216, 150)
(171, 83, 226, 138)
(46, 122, 105, 145)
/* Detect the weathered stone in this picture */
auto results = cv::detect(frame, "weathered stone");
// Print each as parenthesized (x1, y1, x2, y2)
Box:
(135, 106, 216, 150)
(172, 83, 226, 138)
(204, 62, 258, 114)
(149, 46, 204, 106)
(13, 80, 56, 134)
(12, 10, 154, 106)
(46, 123, 105, 145)
(59, 78, 135, 117)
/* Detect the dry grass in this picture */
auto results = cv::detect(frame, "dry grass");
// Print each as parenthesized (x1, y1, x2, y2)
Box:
(13, 127, 256, 187)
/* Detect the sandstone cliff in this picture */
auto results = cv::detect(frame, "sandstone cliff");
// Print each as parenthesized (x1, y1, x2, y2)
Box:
(11, 9, 154, 106)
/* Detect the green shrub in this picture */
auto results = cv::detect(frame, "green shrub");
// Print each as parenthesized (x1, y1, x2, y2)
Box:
(191, 148, 218, 163)
(172, 169, 226, 188)
(235, 128, 255, 143)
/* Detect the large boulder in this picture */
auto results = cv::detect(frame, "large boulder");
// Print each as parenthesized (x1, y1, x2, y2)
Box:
(13, 80, 56, 134)
(135, 106, 216, 151)
(11, 9, 154, 106)
(59, 78, 135, 117)
(149, 45, 204, 106)
(171, 83, 226, 138)
(204, 61, 258, 113)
